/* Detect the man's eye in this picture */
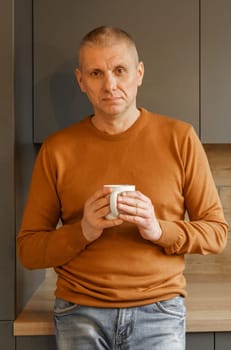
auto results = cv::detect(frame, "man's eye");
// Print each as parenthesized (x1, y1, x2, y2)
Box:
(90, 70, 102, 77)
(116, 67, 126, 75)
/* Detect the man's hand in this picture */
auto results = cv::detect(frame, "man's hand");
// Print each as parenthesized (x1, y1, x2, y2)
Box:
(81, 187, 123, 242)
(117, 191, 162, 241)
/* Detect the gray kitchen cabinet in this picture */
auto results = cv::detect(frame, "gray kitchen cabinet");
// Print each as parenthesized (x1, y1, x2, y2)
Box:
(215, 332, 231, 350)
(33, 0, 199, 142)
(0, 322, 15, 350)
(16, 336, 56, 350)
(186, 333, 214, 350)
(201, 0, 231, 143)
(187, 332, 231, 350)
(0, 0, 15, 322)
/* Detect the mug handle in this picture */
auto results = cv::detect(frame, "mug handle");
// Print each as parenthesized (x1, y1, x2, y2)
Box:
(110, 191, 120, 218)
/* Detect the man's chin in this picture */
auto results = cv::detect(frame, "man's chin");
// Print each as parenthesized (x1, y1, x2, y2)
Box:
(100, 104, 127, 117)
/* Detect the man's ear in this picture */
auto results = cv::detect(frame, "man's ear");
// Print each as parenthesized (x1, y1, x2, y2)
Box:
(137, 61, 144, 87)
(75, 68, 86, 93)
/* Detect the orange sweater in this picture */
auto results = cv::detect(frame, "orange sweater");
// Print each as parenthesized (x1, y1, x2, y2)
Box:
(17, 108, 228, 307)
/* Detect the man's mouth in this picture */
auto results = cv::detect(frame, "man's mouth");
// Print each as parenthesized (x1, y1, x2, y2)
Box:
(102, 96, 122, 102)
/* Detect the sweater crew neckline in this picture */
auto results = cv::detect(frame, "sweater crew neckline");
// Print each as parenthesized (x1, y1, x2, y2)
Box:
(85, 108, 148, 141)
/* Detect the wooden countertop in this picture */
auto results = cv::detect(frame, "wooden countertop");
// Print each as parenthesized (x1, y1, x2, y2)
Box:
(14, 272, 231, 336)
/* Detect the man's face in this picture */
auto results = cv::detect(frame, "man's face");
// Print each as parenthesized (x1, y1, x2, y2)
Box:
(76, 42, 144, 119)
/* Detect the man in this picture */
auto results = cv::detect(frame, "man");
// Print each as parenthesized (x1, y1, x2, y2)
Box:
(17, 26, 228, 349)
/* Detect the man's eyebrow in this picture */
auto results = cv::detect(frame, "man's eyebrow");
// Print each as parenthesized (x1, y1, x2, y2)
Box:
(84, 66, 103, 73)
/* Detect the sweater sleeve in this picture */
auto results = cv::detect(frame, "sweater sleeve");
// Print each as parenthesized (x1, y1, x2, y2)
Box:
(17, 143, 89, 269)
(155, 127, 228, 255)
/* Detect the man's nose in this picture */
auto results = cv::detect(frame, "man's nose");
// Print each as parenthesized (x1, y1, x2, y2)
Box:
(104, 73, 117, 91)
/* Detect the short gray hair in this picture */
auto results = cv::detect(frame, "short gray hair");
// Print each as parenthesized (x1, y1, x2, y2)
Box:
(78, 26, 139, 66)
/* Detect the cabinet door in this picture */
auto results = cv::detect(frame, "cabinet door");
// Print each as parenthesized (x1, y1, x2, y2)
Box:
(16, 336, 56, 350)
(215, 332, 231, 350)
(186, 333, 214, 350)
(0, 0, 15, 320)
(33, 0, 199, 142)
(0, 322, 15, 350)
(201, 0, 231, 143)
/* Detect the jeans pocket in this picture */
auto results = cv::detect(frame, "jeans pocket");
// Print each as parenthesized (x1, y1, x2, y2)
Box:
(54, 297, 79, 316)
(156, 296, 186, 318)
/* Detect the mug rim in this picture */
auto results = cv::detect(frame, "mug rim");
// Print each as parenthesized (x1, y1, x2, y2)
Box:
(104, 184, 135, 187)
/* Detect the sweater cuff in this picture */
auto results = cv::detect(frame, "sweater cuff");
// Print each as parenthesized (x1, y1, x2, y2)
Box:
(154, 220, 184, 254)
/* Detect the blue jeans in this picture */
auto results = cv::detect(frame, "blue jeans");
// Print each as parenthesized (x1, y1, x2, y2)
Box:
(54, 296, 186, 350)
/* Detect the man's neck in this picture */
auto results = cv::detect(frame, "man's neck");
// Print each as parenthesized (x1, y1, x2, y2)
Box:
(91, 108, 140, 135)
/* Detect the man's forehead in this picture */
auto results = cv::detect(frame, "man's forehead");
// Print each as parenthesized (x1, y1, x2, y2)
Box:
(79, 42, 138, 68)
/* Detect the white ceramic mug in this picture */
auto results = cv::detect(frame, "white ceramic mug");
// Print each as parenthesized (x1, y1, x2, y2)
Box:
(104, 184, 136, 220)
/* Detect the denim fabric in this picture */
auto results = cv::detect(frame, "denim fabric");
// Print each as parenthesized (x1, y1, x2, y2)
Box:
(54, 296, 186, 350)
